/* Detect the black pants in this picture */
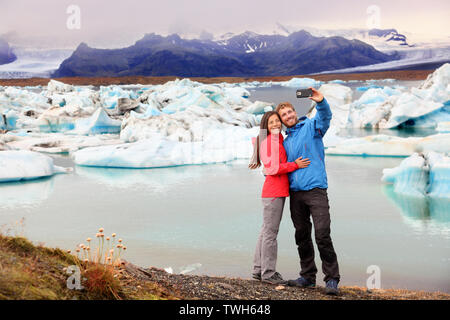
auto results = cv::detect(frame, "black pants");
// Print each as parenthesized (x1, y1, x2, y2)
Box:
(290, 188, 340, 283)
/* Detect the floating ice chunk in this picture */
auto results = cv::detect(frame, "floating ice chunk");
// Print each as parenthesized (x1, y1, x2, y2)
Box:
(0, 150, 72, 183)
(241, 101, 273, 114)
(120, 106, 258, 144)
(47, 79, 74, 93)
(307, 84, 352, 118)
(307, 84, 353, 146)
(413, 63, 450, 103)
(278, 77, 321, 88)
(399, 103, 450, 129)
(164, 267, 173, 274)
(179, 263, 202, 275)
(0, 109, 18, 130)
(357, 87, 401, 105)
(328, 79, 346, 84)
(3, 86, 50, 110)
(346, 64, 449, 129)
(356, 85, 383, 91)
(70, 107, 122, 135)
(73, 126, 258, 168)
(347, 88, 445, 129)
(99, 85, 135, 109)
(4, 132, 122, 154)
(427, 152, 450, 198)
(436, 121, 450, 132)
(36, 105, 82, 132)
(382, 152, 450, 199)
(238, 80, 272, 88)
(326, 133, 450, 157)
(384, 93, 443, 128)
(381, 153, 428, 197)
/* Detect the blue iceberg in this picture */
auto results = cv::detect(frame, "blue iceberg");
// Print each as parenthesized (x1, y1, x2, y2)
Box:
(382, 152, 450, 199)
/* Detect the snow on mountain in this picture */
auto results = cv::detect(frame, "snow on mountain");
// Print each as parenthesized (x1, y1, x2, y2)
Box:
(262, 23, 450, 73)
(0, 47, 73, 79)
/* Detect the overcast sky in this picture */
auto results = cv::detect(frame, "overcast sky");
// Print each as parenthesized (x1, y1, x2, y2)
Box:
(1, 0, 449, 48)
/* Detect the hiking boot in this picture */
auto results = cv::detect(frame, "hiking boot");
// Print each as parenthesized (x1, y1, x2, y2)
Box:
(252, 273, 261, 281)
(287, 276, 316, 288)
(262, 272, 288, 285)
(325, 279, 339, 295)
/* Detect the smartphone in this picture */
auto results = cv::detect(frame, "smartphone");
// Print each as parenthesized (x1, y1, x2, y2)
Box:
(296, 88, 313, 98)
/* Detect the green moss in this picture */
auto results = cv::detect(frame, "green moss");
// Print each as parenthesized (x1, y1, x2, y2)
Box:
(3, 236, 36, 254)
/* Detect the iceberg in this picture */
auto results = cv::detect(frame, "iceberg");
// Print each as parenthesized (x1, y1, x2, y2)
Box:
(381, 152, 450, 199)
(0, 150, 72, 183)
(3, 132, 122, 154)
(46, 79, 74, 93)
(327, 79, 346, 84)
(70, 107, 122, 135)
(335, 64, 450, 130)
(325, 133, 450, 157)
(355, 85, 383, 91)
(306, 83, 353, 147)
(427, 152, 450, 198)
(120, 105, 258, 144)
(278, 77, 321, 88)
(381, 153, 428, 197)
(37, 105, 87, 133)
(73, 126, 258, 168)
(412, 63, 450, 103)
(240, 100, 273, 114)
(0, 109, 18, 130)
(436, 121, 450, 132)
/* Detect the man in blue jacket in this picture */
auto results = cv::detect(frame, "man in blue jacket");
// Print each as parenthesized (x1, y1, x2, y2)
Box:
(276, 87, 340, 295)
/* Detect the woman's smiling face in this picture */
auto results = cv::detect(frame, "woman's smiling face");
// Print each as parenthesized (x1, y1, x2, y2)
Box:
(267, 114, 282, 134)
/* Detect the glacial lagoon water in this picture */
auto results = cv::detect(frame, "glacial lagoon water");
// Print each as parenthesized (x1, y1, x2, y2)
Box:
(0, 81, 449, 293)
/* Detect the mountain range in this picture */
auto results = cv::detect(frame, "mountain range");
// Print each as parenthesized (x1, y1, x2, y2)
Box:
(52, 30, 399, 77)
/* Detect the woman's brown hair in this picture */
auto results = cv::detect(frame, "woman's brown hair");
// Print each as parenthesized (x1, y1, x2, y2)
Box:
(248, 111, 281, 169)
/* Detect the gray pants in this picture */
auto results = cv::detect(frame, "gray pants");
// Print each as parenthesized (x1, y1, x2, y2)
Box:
(253, 197, 285, 280)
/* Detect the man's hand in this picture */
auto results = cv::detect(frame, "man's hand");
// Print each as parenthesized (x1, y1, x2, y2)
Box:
(308, 87, 324, 103)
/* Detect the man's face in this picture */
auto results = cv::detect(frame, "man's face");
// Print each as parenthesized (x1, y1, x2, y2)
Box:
(278, 106, 298, 128)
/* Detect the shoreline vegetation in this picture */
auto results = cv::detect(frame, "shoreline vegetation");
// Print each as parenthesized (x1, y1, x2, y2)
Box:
(0, 69, 433, 87)
(0, 233, 449, 300)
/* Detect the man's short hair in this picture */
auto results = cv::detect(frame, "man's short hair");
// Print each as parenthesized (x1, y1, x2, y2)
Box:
(275, 102, 295, 114)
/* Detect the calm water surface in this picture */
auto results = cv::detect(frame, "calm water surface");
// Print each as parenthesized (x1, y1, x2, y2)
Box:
(0, 155, 448, 292)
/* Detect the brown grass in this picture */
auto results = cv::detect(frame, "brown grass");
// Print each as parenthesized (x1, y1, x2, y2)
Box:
(0, 233, 179, 300)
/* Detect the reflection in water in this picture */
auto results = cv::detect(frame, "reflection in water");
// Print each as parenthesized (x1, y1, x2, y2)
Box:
(0, 177, 54, 209)
(75, 165, 205, 190)
(383, 185, 450, 237)
(74, 161, 246, 191)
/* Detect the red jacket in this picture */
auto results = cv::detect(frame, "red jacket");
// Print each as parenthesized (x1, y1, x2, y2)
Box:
(260, 133, 299, 198)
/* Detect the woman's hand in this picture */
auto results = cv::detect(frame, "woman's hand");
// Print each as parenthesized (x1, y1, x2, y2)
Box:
(295, 156, 311, 168)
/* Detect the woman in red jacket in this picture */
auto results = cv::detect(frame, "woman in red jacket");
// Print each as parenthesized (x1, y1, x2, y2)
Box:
(249, 111, 310, 285)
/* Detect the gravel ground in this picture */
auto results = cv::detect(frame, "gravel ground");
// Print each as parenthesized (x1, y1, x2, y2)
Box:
(123, 262, 450, 300)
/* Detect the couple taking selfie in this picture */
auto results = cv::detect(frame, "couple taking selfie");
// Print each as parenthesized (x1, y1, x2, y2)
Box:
(249, 87, 340, 295)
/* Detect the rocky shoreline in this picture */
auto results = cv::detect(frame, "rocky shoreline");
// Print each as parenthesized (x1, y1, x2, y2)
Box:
(123, 262, 450, 300)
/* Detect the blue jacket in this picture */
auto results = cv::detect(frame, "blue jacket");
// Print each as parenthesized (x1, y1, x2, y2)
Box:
(283, 98, 332, 191)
